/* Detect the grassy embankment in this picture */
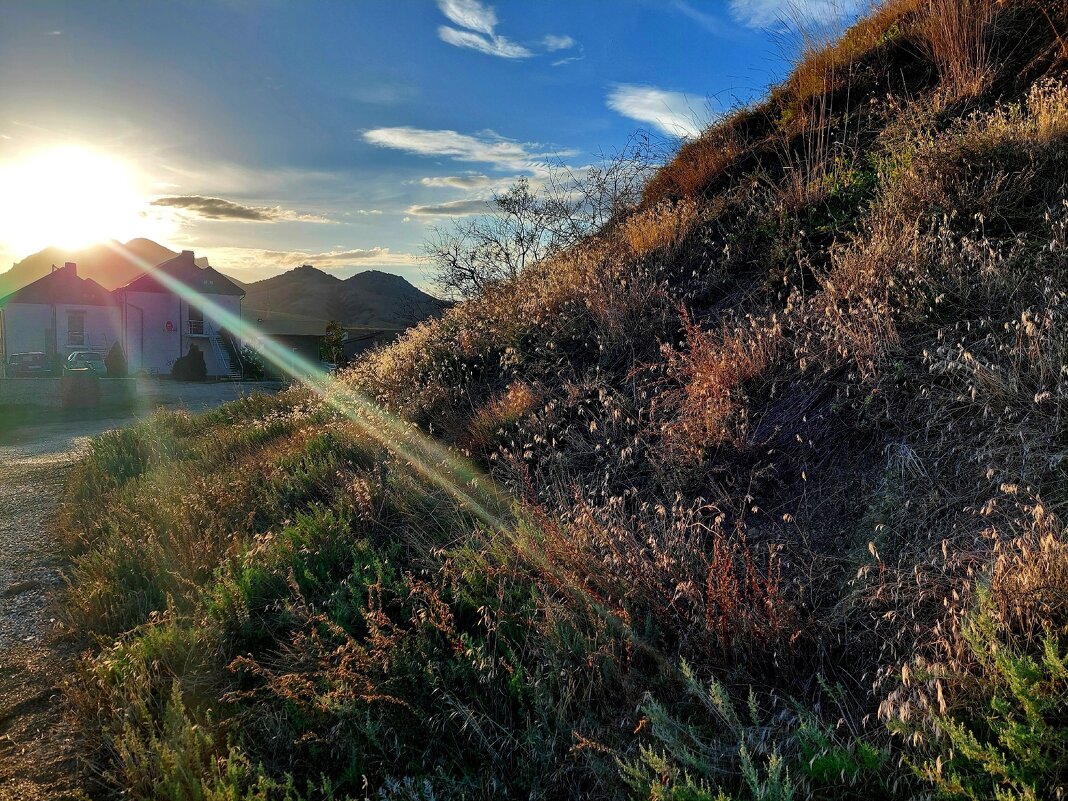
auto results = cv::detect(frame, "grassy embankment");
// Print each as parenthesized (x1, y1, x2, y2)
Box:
(59, 1, 1068, 798)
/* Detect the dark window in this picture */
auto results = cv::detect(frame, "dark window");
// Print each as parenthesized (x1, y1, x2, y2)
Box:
(68, 312, 85, 345)
(188, 305, 204, 335)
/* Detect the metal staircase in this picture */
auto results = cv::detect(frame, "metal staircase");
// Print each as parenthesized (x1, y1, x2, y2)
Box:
(209, 328, 243, 380)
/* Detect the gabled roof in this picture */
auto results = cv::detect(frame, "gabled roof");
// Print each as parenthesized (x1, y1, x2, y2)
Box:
(0, 263, 117, 308)
(118, 250, 245, 297)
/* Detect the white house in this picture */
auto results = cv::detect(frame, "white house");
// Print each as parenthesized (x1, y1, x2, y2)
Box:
(115, 250, 245, 378)
(0, 261, 121, 364)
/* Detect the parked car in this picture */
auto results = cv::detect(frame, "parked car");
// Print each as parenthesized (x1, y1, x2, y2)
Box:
(66, 351, 107, 373)
(6, 352, 53, 378)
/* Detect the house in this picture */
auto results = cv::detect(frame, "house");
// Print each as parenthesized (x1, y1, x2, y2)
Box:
(244, 310, 400, 376)
(244, 312, 328, 377)
(115, 250, 244, 378)
(0, 262, 121, 368)
(341, 328, 399, 363)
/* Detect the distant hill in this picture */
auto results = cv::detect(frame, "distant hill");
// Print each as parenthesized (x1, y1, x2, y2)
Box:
(241, 264, 446, 328)
(1, 240, 444, 329)
(0, 238, 208, 297)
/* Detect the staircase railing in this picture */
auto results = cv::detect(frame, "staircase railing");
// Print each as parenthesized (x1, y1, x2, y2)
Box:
(208, 327, 241, 380)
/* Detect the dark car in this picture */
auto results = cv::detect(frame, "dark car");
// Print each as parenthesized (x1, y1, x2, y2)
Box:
(66, 351, 107, 373)
(6, 352, 54, 378)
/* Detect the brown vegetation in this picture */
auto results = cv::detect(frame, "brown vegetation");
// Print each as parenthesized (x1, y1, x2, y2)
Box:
(57, 2, 1068, 799)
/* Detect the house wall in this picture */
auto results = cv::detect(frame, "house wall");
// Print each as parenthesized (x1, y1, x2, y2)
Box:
(1, 302, 121, 360)
(123, 291, 181, 375)
(123, 291, 241, 377)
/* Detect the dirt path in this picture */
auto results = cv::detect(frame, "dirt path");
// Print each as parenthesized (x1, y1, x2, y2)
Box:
(0, 418, 127, 799)
(0, 382, 281, 799)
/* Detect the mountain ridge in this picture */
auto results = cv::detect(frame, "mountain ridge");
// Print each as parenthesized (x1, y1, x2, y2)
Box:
(2, 240, 442, 328)
(240, 263, 444, 328)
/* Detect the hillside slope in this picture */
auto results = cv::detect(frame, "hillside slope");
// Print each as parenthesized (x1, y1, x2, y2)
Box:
(241, 264, 445, 327)
(0, 238, 202, 295)
(59, 2, 1068, 799)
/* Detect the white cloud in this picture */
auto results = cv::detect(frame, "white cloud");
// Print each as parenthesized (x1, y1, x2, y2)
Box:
(438, 0, 497, 35)
(437, 26, 532, 58)
(728, 0, 861, 28)
(362, 127, 571, 171)
(606, 84, 707, 139)
(543, 34, 576, 51)
(407, 198, 492, 217)
(436, 0, 531, 58)
(420, 174, 495, 189)
(435, 0, 577, 61)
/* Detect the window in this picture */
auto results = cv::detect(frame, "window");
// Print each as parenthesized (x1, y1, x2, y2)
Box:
(188, 305, 204, 335)
(67, 311, 85, 346)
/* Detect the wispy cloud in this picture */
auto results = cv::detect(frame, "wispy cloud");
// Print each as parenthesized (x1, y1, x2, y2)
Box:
(438, 0, 497, 35)
(437, 26, 532, 58)
(407, 198, 492, 216)
(363, 127, 571, 171)
(543, 34, 576, 51)
(606, 84, 707, 139)
(435, 0, 578, 61)
(436, 0, 532, 58)
(420, 174, 495, 189)
(151, 195, 332, 223)
(673, 1, 728, 35)
(552, 54, 584, 67)
(728, 0, 861, 28)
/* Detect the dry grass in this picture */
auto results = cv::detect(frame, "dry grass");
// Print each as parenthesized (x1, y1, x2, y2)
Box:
(621, 199, 699, 255)
(920, 0, 999, 98)
(467, 380, 542, 455)
(661, 313, 784, 455)
(1027, 77, 1068, 140)
(782, 0, 921, 115)
(56, 2, 1068, 798)
(642, 124, 747, 205)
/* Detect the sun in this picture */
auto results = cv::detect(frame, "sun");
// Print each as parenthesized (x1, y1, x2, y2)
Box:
(0, 145, 161, 257)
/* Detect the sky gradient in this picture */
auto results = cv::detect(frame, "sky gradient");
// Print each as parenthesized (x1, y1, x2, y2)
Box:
(0, 0, 863, 287)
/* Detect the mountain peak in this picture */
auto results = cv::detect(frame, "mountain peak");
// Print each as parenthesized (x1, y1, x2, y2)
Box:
(242, 265, 442, 328)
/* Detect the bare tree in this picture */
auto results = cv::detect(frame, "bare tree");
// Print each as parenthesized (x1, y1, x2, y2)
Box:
(424, 178, 565, 299)
(423, 135, 663, 300)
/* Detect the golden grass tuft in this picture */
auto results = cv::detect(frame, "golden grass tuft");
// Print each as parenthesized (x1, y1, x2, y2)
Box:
(467, 380, 542, 454)
(621, 199, 699, 256)
(642, 123, 747, 205)
(1027, 77, 1068, 141)
(920, 0, 999, 98)
(661, 313, 784, 455)
(783, 0, 921, 113)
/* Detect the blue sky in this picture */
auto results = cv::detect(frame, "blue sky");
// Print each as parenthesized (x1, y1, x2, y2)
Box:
(0, 0, 861, 287)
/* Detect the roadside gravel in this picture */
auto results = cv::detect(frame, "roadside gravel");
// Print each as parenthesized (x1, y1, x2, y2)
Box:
(0, 381, 281, 799)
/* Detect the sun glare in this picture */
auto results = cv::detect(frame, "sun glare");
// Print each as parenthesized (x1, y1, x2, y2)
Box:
(0, 146, 160, 257)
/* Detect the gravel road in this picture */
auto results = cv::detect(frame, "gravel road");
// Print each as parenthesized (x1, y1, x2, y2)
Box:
(0, 381, 281, 799)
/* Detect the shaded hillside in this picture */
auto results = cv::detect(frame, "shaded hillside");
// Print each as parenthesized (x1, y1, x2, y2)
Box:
(0, 238, 206, 295)
(58, 3, 1068, 800)
(240, 264, 445, 327)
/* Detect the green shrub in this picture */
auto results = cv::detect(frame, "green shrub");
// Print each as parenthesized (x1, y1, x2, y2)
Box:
(912, 589, 1068, 801)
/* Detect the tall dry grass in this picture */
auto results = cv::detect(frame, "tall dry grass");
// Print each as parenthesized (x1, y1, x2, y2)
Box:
(920, 0, 999, 97)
